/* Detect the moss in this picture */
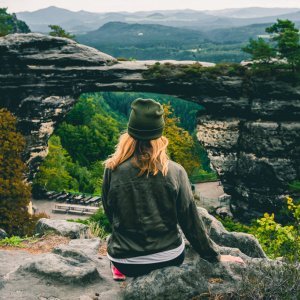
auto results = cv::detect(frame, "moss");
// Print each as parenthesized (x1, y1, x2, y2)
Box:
(216, 215, 253, 234)
(142, 61, 300, 83)
(143, 61, 246, 81)
(288, 180, 300, 193)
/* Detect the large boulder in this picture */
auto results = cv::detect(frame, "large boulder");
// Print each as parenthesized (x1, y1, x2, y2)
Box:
(198, 207, 266, 258)
(35, 218, 90, 239)
(124, 247, 299, 300)
(20, 239, 101, 284)
(123, 209, 292, 299)
(0, 238, 123, 299)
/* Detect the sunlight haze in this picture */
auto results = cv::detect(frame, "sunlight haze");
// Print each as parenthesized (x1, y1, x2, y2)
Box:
(1, 0, 300, 13)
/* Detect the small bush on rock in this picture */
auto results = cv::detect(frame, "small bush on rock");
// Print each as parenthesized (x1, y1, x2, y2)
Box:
(254, 196, 300, 261)
(68, 208, 111, 239)
(228, 261, 300, 300)
(0, 236, 25, 247)
(219, 196, 300, 261)
(216, 216, 253, 234)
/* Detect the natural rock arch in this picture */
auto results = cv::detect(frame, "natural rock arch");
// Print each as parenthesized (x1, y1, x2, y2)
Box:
(1, 33, 299, 218)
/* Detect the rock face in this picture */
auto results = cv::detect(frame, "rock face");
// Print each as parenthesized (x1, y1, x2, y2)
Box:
(0, 33, 299, 217)
(36, 218, 90, 239)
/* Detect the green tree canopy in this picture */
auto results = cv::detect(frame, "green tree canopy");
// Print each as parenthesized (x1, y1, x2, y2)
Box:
(32, 135, 79, 193)
(242, 37, 276, 63)
(57, 96, 120, 167)
(266, 19, 300, 69)
(243, 19, 300, 70)
(33, 135, 105, 195)
(0, 7, 30, 37)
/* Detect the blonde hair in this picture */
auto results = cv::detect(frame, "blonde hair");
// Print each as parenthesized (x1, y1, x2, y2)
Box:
(105, 132, 169, 176)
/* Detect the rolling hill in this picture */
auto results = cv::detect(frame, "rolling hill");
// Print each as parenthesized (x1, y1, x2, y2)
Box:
(17, 6, 300, 34)
(77, 22, 207, 47)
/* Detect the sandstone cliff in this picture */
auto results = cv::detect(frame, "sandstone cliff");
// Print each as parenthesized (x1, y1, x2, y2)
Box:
(0, 33, 299, 217)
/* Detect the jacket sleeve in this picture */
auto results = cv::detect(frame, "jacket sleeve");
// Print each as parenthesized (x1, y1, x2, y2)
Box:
(101, 167, 113, 224)
(176, 166, 220, 263)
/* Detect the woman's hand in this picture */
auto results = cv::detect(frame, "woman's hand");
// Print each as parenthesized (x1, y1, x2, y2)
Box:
(219, 255, 245, 264)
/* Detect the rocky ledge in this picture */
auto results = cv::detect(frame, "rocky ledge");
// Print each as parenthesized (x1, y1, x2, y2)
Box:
(2, 210, 299, 300)
(0, 33, 299, 217)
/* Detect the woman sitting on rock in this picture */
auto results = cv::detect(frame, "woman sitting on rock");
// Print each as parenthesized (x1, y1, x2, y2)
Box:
(102, 98, 244, 280)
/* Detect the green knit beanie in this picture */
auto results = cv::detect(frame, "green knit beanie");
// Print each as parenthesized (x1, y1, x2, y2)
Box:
(128, 98, 165, 140)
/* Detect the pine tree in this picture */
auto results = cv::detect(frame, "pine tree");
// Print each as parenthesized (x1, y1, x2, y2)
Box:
(242, 37, 276, 63)
(48, 25, 75, 40)
(266, 19, 300, 71)
(0, 109, 32, 236)
(0, 8, 30, 36)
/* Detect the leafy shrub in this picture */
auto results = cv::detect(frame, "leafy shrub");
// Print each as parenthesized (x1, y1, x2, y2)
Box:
(190, 169, 218, 183)
(253, 196, 300, 261)
(68, 208, 111, 239)
(0, 236, 25, 247)
(218, 196, 300, 261)
(88, 208, 111, 233)
(88, 221, 108, 239)
(216, 216, 252, 234)
(254, 212, 296, 260)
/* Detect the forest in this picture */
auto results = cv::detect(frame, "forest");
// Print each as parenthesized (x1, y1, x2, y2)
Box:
(32, 92, 216, 196)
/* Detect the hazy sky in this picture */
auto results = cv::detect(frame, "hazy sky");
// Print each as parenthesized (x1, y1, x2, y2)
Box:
(1, 0, 300, 13)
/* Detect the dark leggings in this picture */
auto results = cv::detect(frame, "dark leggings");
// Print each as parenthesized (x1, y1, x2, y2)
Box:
(111, 250, 185, 277)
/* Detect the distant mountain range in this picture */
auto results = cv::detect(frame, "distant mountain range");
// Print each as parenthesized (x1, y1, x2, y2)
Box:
(204, 7, 298, 18)
(77, 22, 207, 47)
(14, 6, 300, 63)
(76, 21, 272, 47)
(17, 6, 300, 34)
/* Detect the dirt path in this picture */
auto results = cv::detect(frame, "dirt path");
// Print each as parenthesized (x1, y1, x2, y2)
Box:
(194, 181, 225, 199)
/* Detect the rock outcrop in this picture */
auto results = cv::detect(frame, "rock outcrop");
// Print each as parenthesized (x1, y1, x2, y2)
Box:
(0, 33, 299, 217)
(124, 249, 299, 300)
(21, 239, 101, 284)
(36, 218, 90, 239)
(0, 238, 123, 300)
(197, 207, 266, 258)
(1, 224, 298, 300)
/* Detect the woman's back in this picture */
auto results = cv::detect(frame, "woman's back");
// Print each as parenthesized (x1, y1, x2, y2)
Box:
(103, 159, 185, 258)
(103, 98, 244, 279)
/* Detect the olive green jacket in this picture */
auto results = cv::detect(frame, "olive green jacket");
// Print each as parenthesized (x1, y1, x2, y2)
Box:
(102, 159, 220, 263)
